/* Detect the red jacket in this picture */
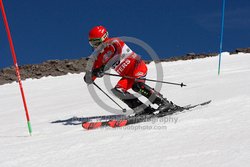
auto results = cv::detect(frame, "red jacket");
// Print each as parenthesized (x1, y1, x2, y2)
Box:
(92, 37, 146, 79)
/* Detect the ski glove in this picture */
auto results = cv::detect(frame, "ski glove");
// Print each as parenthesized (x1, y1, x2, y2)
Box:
(92, 66, 105, 78)
(84, 71, 93, 84)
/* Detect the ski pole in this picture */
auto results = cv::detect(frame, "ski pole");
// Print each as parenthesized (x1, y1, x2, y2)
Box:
(93, 82, 127, 112)
(104, 73, 187, 87)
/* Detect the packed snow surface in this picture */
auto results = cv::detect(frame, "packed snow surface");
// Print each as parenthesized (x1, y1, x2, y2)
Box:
(0, 53, 250, 167)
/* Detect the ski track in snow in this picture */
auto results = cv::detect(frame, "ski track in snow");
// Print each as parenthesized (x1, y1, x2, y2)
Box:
(0, 53, 250, 167)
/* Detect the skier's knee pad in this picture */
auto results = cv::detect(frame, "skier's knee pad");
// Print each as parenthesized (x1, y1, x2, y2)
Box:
(132, 82, 145, 92)
(132, 82, 152, 92)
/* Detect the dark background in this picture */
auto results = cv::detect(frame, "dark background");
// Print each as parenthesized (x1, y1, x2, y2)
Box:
(0, 0, 249, 68)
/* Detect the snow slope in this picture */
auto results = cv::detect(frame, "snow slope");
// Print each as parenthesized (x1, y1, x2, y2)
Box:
(0, 53, 250, 167)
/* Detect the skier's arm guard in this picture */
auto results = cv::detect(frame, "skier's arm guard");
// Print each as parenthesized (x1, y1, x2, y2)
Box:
(102, 40, 122, 70)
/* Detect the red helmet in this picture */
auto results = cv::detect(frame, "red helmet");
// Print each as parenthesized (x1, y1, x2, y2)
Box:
(88, 26, 109, 48)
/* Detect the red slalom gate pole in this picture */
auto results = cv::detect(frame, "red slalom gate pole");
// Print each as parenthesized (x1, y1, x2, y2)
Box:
(0, 0, 32, 135)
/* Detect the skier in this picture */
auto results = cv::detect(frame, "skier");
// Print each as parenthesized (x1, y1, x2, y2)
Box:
(84, 25, 177, 115)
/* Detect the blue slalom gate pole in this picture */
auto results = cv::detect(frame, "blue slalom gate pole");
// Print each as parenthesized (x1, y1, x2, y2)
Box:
(218, 0, 226, 75)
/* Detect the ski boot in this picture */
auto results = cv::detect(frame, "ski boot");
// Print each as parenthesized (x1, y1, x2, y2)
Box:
(154, 96, 180, 113)
(132, 82, 179, 113)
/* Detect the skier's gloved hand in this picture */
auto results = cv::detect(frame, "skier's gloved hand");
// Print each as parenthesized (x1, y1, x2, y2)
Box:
(84, 71, 94, 84)
(92, 66, 105, 78)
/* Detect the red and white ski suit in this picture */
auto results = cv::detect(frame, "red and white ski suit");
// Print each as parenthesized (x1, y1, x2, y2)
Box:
(92, 38, 147, 91)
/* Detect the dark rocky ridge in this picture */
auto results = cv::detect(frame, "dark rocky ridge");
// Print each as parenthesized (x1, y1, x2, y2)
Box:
(1, 48, 250, 85)
(0, 58, 88, 85)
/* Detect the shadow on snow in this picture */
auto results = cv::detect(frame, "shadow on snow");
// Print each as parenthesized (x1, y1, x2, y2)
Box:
(51, 114, 125, 125)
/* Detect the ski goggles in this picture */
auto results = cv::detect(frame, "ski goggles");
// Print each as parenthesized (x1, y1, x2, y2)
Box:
(89, 32, 108, 48)
(89, 38, 103, 48)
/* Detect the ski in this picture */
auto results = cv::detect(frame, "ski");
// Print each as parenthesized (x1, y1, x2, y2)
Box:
(82, 121, 103, 130)
(108, 100, 212, 128)
(81, 116, 124, 130)
(156, 100, 212, 118)
(82, 100, 212, 130)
